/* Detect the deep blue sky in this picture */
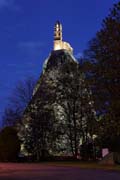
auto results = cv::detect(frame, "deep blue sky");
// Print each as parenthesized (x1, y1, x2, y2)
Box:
(0, 0, 119, 124)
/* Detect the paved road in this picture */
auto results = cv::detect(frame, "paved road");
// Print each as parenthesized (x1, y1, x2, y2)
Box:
(0, 163, 120, 180)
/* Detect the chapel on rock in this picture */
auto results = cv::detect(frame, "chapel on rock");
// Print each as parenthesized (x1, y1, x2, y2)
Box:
(18, 21, 96, 160)
(53, 21, 73, 54)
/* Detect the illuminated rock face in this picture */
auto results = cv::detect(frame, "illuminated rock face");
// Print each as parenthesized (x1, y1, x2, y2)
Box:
(19, 22, 96, 159)
(53, 21, 73, 54)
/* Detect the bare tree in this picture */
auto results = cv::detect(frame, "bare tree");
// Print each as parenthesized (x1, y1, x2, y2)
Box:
(2, 76, 36, 126)
(19, 61, 97, 160)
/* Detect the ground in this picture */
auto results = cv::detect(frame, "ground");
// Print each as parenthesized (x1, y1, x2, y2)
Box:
(0, 163, 120, 180)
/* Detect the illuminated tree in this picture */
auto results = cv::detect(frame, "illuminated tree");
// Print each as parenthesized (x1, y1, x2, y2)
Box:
(19, 50, 97, 160)
(53, 62, 97, 158)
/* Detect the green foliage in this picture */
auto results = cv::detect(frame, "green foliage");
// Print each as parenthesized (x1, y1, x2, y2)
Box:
(0, 126, 20, 161)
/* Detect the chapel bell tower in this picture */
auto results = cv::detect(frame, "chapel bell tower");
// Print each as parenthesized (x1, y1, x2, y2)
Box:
(53, 21, 73, 54)
(54, 21, 62, 41)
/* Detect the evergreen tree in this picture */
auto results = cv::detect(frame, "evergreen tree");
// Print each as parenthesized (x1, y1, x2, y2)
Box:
(84, 1, 120, 150)
(0, 127, 20, 161)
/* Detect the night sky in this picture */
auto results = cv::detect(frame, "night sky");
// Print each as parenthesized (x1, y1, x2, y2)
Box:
(0, 0, 118, 125)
